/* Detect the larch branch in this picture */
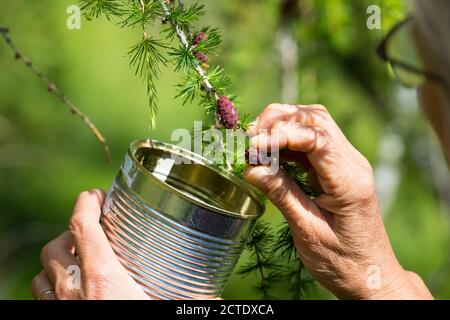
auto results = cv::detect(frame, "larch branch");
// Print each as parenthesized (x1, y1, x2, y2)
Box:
(159, 1, 219, 102)
(0, 26, 112, 163)
(159, 1, 233, 170)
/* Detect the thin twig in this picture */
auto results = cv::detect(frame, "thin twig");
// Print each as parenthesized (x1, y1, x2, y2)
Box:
(159, 1, 232, 170)
(173, 0, 219, 129)
(176, 0, 194, 41)
(160, 1, 218, 100)
(0, 26, 112, 163)
(140, 0, 148, 39)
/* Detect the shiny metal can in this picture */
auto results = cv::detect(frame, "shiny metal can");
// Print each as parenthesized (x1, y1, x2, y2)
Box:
(101, 140, 265, 300)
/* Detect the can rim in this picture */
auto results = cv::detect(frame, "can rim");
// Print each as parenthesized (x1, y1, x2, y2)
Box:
(128, 139, 265, 220)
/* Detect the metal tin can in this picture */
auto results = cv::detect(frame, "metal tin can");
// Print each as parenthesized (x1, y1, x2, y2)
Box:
(101, 140, 265, 299)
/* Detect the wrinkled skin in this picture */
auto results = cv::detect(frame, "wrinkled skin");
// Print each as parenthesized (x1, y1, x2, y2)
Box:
(31, 190, 148, 300)
(244, 103, 433, 299)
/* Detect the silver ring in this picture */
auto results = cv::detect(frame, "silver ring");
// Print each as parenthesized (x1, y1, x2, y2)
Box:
(38, 289, 55, 300)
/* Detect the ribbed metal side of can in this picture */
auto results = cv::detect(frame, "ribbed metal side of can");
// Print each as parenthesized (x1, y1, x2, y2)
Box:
(101, 179, 245, 300)
(100, 140, 264, 300)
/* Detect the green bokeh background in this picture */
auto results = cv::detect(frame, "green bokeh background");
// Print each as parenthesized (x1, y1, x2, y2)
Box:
(0, 0, 449, 299)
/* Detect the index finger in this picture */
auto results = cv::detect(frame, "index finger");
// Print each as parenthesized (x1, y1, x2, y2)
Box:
(252, 104, 336, 136)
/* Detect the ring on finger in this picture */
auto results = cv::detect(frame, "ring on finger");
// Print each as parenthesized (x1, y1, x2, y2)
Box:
(39, 289, 56, 300)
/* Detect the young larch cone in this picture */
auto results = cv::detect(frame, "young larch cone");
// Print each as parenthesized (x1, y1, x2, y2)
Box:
(194, 51, 208, 63)
(192, 31, 207, 46)
(217, 96, 238, 129)
(245, 147, 271, 166)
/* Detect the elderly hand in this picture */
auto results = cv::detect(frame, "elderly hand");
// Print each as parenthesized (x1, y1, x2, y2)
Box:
(245, 103, 433, 300)
(31, 190, 148, 300)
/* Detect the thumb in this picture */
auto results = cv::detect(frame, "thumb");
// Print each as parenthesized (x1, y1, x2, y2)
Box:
(69, 190, 122, 273)
(244, 165, 323, 228)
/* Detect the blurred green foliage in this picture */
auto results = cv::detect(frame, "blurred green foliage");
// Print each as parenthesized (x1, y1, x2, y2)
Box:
(0, 0, 449, 299)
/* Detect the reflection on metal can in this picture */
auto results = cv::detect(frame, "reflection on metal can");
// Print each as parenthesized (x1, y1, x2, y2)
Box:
(101, 140, 265, 300)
